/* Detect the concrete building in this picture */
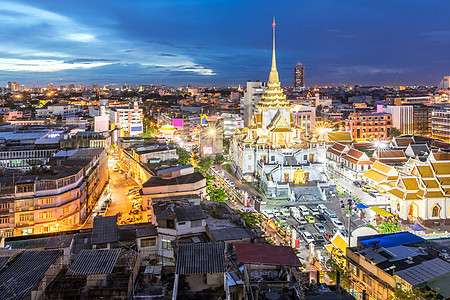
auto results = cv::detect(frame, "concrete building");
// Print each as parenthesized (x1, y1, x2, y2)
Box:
(345, 112, 392, 140)
(243, 81, 265, 127)
(0, 148, 108, 237)
(346, 232, 450, 300)
(200, 118, 224, 156)
(109, 101, 143, 137)
(292, 105, 316, 136)
(437, 75, 450, 90)
(36, 103, 82, 118)
(432, 106, 450, 142)
(293, 61, 305, 90)
(382, 105, 413, 135)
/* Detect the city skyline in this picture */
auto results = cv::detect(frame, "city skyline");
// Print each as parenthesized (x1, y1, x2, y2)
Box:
(1, 0, 450, 87)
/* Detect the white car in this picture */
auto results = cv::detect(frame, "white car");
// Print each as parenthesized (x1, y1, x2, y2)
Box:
(310, 207, 320, 216)
(332, 219, 346, 231)
(314, 223, 327, 234)
(296, 216, 308, 225)
(302, 231, 315, 244)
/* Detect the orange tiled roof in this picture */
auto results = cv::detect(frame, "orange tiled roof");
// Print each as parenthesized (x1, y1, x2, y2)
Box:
(431, 162, 450, 175)
(387, 187, 405, 199)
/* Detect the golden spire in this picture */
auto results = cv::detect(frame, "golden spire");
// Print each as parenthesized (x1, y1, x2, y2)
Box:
(256, 17, 290, 109)
(269, 17, 279, 84)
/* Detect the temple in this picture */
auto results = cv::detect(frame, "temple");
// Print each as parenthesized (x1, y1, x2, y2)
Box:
(231, 19, 325, 199)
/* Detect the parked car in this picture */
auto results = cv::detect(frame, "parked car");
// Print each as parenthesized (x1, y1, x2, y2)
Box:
(305, 215, 315, 223)
(324, 231, 333, 242)
(296, 226, 306, 235)
(318, 204, 328, 214)
(299, 206, 310, 216)
(296, 216, 308, 225)
(302, 231, 315, 244)
(312, 233, 326, 245)
(332, 219, 346, 231)
(310, 207, 320, 216)
(314, 223, 327, 233)
(315, 214, 327, 222)
(353, 181, 362, 187)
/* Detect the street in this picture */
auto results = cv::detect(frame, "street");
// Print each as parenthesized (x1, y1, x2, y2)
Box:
(106, 164, 138, 218)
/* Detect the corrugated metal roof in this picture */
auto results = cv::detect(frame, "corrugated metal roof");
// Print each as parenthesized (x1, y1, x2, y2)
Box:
(92, 215, 118, 245)
(175, 243, 225, 275)
(174, 205, 207, 222)
(396, 258, 450, 286)
(67, 249, 120, 275)
(235, 243, 301, 266)
(209, 228, 256, 241)
(0, 250, 60, 300)
(45, 234, 74, 249)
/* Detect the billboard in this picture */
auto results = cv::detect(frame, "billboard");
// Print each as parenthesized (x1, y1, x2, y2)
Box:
(173, 118, 184, 128)
(202, 146, 213, 155)
(201, 114, 208, 126)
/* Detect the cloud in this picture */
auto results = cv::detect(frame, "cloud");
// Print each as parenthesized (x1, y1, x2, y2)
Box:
(421, 31, 450, 43)
(0, 1, 215, 77)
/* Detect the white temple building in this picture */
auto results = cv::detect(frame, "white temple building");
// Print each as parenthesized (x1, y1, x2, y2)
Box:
(231, 19, 325, 199)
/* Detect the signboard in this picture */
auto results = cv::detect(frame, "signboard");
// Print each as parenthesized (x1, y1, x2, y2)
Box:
(173, 118, 184, 128)
(202, 146, 213, 155)
(201, 114, 208, 126)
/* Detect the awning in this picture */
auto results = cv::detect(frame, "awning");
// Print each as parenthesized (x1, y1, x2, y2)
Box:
(357, 203, 369, 209)
(370, 206, 393, 217)
(408, 223, 426, 232)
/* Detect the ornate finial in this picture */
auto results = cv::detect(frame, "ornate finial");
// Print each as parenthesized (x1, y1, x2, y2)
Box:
(269, 17, 279, 84)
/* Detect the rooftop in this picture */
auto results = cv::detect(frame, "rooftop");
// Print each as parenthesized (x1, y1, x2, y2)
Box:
(91, 215, 118, 245)
(235, 243, 301, 266)
(175, 243, 225, 275)
(67, 249, 120, 275)
(142, 172, 204, 188)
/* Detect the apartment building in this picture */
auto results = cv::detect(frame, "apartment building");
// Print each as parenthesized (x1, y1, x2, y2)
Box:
(345, 112, 392, 140)
(109, 102, 143, 137)
(432, 106, 450, 142)
(0, 148, 108, 237)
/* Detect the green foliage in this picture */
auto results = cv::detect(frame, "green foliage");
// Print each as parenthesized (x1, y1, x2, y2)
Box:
(377, 220, 401, 234)
(389, 286, 437, 300)
(177, 147, 192, 165)
(333, 123, 340, 131)
(390, 127, 402, 138)
(207, 185, 227, 203)
(198, 156, 214, 171)
(238, 211, 263, 229)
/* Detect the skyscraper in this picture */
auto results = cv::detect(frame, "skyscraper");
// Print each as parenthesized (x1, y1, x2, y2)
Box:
(293, 62, 305, 90)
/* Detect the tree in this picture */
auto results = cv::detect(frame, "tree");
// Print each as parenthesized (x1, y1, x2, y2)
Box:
(198, 156, 214, 170)
(389, 286, 437, 300)
(390, 127, 402, 138)
(377, 220, 401, 234)
(333, 123, 340, 131)
(207, 185, 227, 203)
(177, 147, 192, 165)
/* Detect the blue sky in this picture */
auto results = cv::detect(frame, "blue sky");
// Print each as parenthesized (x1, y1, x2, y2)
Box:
(0, 0, 449, 87)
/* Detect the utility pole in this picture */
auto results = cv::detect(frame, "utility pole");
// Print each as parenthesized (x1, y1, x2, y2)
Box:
(347, 198, 352, 247)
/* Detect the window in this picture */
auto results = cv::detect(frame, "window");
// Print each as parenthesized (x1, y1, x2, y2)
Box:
(39, 197, 53, 205)
(191, 220, 203, 227)
(248, 155, 252, 160)
(63, 205, 71, 214)
(362, 273, 373, 286)
(178, 222, 186, 226)
(162, 239, 172, 250)
(19, 214, 30, 222)
(432, 204, 441, 217)
(141, 237, 156, 247)
(39, 211, 53, 219)
(0, 217, 9, 224)
(271, 156, 275, 161)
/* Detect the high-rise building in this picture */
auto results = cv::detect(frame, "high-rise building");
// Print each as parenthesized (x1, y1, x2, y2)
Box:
(200, 118, 223, 156)
(345, 112, 392, 140)
(293, 62, 305, 90)
(432, 106, 450, 142)
(437, 75, 450, 90)
(413, 104, 433, 137)
(242, 81, 265, 127)
(382, 105, 414, 135)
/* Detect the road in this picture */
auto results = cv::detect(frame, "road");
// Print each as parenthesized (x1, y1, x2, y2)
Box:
(106, 164, 138, 218)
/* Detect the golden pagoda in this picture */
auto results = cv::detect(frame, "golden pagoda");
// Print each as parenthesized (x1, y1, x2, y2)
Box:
(256, 18, 290, 109)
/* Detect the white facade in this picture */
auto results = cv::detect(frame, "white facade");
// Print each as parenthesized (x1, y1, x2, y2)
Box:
(382, 105, 414, 135)
(243, 81, 265, 127)
(36, 103, 81, 117)
(109, 102, 143, 136)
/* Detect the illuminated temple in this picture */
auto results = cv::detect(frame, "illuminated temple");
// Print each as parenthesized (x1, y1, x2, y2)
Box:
(231, 19, 324, 199)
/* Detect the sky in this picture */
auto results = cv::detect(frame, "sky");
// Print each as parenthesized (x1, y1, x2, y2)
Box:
(0, 0, 450, 87)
